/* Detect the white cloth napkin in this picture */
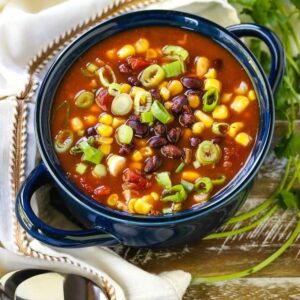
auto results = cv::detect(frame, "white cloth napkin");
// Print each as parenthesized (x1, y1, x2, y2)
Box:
(0, 1, 239, 299)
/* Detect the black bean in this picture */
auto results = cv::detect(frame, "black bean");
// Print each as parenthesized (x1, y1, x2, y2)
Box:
(190, 137, 201, 147)
(144, 155, 163, 173)
(119, 63, 132, 74)
(212, 137, 222, 144)
(119, 144, 134, 155)
(153, 122, 167, 136)
(147, 136, 168, 148)
(161, 144, 183, 159)
(181, 77, 202, 89)
(127, 119, 149, 138)
(167, 127, 182, 143)
(179, 112, 196, 127)
(171, 95, 188, 114)
(149, 88, 162, 101)
(127, 76, 141, 86)
(86, 126, 97, 137)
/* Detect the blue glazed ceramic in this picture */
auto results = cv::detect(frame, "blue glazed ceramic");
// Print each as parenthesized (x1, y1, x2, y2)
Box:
(16, 10, 285, 248)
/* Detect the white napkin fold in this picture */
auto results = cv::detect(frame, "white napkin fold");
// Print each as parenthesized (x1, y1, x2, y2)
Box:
(0, 0, 239, 299)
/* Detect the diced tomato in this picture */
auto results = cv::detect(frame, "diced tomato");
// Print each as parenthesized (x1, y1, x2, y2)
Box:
(95, 87, 113, 112)
(94, 185, 111, 199)
(126, 56, 151, 72)
(123, 169, 151, 190)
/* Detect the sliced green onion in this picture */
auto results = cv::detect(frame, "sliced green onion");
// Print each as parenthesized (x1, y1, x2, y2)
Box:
(139, 64, 165, 88)
(196, 140, 222, 165)
(108, 83, 121, 96)
(54, 129, 74, 153)
(116, 124, 133, 144)
(76, 162, 88, 175)
(70, 136, 94, 155)
(156, 172, 172, 189)
(162, 207, 173, 214)
(181, 179, 194, 193)
(151, 100, 172, 124)
(195, 177, 213, 194)
(74, 91, 94, 108)
(52, 100, 70, 128)
(80, 140, 103, 164)
(212, 175, 227, 185)
(202, 88, 219, 112)
(134, 91, 152, 114)
(86, 63, 98, 74)
(111, 93, 133, 116)
(212, 122, 229, 136)
(162, 184, 187, 203)
(162, 45, 189, 61)
(141, 111, 154, 123)
(98, 65, 116, 87)
(175, 162, 186, 173)
(162, 60, 182, 78)
(92, 164, 107, 178)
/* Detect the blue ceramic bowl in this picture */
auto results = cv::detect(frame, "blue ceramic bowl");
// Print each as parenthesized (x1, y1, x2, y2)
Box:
(16, 10, 285, 248)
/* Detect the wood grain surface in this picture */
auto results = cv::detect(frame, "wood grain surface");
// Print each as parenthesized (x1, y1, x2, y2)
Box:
(115, 120, 300, 299)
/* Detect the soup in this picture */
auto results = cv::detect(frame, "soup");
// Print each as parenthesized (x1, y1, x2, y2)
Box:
(51, 26, 259, 216)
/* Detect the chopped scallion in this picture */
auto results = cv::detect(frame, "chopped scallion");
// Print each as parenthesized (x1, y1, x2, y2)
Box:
(212, 175, 227, 185)
(98, 65, 116, 87)
(181, 179, 194, 193)
(54, 129, 74, 153)
(92, 164, 107, 178)
(195, 177, 213, 194)
(202, 88, 219, 112)
(74, 91, 94, 108)
(151, 100, 172, 124)
(156, 172, 172, 189)
(162, 184, 187, 202)
(116, 124, 133, 144)
(162, 45, 189, 61)
(139, 64, 165, 88)
(108, 83, 121, 96)
(141, 111, 154, 123)
(80, 140, 103, 164)
(162, 60, 182, 78)
(76, 162, 88, 175)
(134, 91, 152, 114)
(175, 162, 186, 173)
(111, 93, 133, 116)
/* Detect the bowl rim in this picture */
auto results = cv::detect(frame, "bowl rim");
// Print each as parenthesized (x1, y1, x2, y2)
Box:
(35, 9, 274, 224)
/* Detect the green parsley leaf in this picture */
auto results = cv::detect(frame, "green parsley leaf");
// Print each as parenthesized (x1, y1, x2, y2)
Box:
(279, 190, 299, 209)
(275, 133, 300, 158)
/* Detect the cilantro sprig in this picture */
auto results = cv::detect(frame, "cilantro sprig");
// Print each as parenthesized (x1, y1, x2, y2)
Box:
(192, 0, 300, 284)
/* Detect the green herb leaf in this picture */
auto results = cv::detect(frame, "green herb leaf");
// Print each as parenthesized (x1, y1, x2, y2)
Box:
(275, 133, 300, 158)
(279, 190, 299, 209)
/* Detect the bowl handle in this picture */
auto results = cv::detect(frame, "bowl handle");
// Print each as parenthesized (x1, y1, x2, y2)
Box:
(227, 23, 285, 93)
(16, 163, 120, 248)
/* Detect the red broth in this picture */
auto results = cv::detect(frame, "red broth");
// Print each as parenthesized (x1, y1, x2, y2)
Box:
(51, 26, 259, 215)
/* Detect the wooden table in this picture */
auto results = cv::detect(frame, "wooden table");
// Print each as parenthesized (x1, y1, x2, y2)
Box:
(116, 121, 300, 299)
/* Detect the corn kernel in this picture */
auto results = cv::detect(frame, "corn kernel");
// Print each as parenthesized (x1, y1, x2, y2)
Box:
(182, 171, 200, 182)
(160, 86, 171, 101)
(204, 68, 217, 79)
(70, 117, 84, 132)
(135, 38, 149, 54)
(140, 147, 153, 157)
(212, 105, 229, 120)
(100, 144, 111, 155)
(159, 80, 168, 89)
(77, 129, 85, 137)
(231, 95, 250, 113)
(112, 117, 126, 128)
(89, 104, 101, 113)
(97, 136, 114, 144)
(188, 94, 200, 108)
(132, 150, 143, 162)
(228, 122, 244, 138)
(128, 198, 138, 213)
(107, 194, 119, 206)
(164, 101, 173, 110)
(84, 115, 97, 126)
(106, 49, 116, 59)
(96, 124, 113, 137)
(248, 89, 257, 101)
(116, 201, 125, 211)
(235, 132, 252, 147)
(204, 78, 222, 92)
(130, 86, 146, 98)
(134, 198, 152, 215)
(129, 162, 142, 170)
(89, 79, 98, 88)
(120, 83, 131, 94)
(99, 113, 113, 125)
(146, 48, 158, 59)
(196, 56, 210, 78)
(150, 192, 160, 201)
(235, 81, 248, 94)
(183, 128, 192, 139)
(194, 110, 213, 128)
(141, 195, 154, 203)
(117, 44, 135, 59)
(221, 93, 233, 104)
(168, 80, 183, 96)
(192, 122, 205, 135)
